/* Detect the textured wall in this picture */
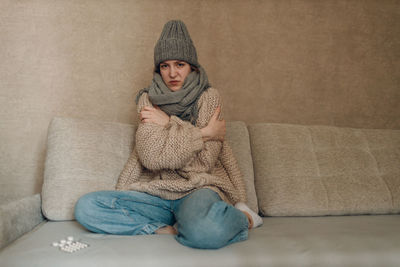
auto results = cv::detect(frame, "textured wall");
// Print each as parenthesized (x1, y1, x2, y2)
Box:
(0, 0, 399, 203)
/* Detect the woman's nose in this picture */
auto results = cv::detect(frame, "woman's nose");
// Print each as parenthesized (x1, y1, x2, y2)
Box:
(169, 66, 177, 77)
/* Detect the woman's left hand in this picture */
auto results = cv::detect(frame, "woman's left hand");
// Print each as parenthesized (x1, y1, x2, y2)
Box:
(140, 106, 170, 127)
(200, 106, 226, 142)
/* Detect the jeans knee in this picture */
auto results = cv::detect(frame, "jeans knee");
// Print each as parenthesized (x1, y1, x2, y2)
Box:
(74, 191, 99, 223)
(176, 201, 239, 249)
(177, 221, 227, 249)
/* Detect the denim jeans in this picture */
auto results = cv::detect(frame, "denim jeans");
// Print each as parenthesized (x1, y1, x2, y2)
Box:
(74, 188, 249, 249)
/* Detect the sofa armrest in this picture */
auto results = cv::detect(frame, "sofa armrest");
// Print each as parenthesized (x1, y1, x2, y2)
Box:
(0, 194, 44, 250)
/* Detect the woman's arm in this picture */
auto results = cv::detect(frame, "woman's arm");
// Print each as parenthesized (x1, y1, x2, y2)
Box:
(180, 88, 224, 173)
(134, 93, 203, 171)
(135, 89, 225, 172)
(135, 116, 203, 171)
(140, 105, 226, 142)
(200, 106, 226, 142)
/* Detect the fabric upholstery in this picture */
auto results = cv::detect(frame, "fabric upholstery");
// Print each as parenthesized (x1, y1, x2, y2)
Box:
(1, 216, 400, 266)
(41, 117, 257, 221)
(41, 117, 136, 220)
(225, 122, 258, 212)
(0, 194, 44, 249)
(249, 123, 400, 216)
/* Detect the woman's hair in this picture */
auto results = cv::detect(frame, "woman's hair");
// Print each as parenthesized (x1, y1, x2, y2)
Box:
(154, 63, 199, 74)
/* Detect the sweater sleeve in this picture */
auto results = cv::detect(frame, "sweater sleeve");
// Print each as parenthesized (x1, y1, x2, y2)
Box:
(180, 87, 223, 173)
(115, 150, 142, 190)
(135, 93, 204, 171)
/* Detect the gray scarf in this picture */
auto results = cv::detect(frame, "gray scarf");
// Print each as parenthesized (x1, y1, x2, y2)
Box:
(136, 66, 210, 125)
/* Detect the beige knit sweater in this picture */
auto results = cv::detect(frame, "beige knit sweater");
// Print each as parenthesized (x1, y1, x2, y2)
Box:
(116, 87, 247, 205)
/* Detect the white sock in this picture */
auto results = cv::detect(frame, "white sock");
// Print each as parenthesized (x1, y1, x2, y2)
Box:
(235, 202, 263, 228)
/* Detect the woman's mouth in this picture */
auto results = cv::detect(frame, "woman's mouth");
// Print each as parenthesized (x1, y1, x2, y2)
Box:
(169, 81, 179, 85)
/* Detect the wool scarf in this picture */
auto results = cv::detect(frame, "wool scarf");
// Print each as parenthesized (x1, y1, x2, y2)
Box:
(136, 66, 210, 125)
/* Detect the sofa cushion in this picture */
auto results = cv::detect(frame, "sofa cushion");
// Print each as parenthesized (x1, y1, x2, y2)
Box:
(1, 216, 400, 266)
(248, 123, 400, 216)
(225, 121, 258, 213)
(41, 117, 257, 221)
(41, 117, 136, 220)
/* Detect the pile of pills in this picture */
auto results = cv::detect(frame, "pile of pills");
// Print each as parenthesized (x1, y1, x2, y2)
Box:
(52, 236, 88, 253)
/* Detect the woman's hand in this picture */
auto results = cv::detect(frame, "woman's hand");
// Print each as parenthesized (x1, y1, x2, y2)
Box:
(201, 106, 226, 142)
(140, 106, 170, 127)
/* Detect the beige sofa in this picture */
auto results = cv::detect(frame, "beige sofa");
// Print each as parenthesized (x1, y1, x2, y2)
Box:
(1, 117, 399, 267)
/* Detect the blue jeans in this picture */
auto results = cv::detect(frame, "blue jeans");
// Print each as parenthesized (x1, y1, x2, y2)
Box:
(74, 189, 248, 249)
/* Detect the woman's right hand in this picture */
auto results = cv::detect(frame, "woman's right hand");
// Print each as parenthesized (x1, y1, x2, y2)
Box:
(200, 106, 226, 142)
(140, 105, 170, 127)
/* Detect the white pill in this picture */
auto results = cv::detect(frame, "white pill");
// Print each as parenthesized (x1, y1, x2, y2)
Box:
(52, 242, 59, 247)
(60, 239, 66, 244)
(67, 236, 74, 241)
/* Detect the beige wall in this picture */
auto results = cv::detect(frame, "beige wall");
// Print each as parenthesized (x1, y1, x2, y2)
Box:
(1, 0, 399, 203)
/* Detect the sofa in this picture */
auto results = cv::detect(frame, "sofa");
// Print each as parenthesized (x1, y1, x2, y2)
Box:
(1, 116, 399, 267)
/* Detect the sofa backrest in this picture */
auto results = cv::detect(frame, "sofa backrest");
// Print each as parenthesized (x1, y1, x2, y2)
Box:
(41, 117, 257, 221)
(248, 123, 400, 216)
(42, 117, 400, 220)
(41, 117, 136, 220)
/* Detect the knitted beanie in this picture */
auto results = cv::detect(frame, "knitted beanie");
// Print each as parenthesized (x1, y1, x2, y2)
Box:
(154, 20, 199, 68)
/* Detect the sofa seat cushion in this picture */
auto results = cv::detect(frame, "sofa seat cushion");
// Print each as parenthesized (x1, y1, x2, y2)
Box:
(1, 216, 400, 267)
(249, 123, 400, 216)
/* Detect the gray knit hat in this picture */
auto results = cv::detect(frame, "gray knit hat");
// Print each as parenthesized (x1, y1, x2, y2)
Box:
(154, 20, 199, 68)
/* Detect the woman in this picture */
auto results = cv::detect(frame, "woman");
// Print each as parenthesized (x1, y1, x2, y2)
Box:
(75, 20, 261, 249)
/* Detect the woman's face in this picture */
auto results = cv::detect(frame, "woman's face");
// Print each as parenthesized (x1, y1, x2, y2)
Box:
(159, 60, 192, 91)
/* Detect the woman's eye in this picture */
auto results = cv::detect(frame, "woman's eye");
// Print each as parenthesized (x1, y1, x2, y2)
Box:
(160, 65, 168, 69)
(177, 63, 185, 67)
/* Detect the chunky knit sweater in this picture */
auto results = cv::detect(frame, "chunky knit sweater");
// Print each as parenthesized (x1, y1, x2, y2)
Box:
(116, 87, 247, 205)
